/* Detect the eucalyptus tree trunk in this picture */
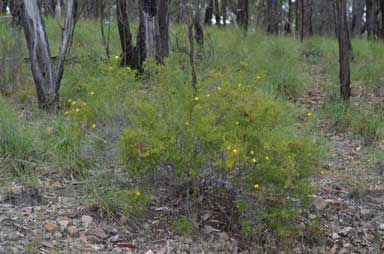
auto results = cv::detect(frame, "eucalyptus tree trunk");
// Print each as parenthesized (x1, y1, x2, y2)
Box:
(204, 0, 214, 25)
(194, 0, 204, 47)
(214, 0, 220, 26)
(1, 0, 8, 14)
(380, 0, 384, 38)
(286, 0, 293, 33)
(222, 0, 227, 26)
(136, 0, 169, 67)
(21, 0, 75, 111)
(366, 0, 379, 39)
(336, 0, 351, 100)
(116, 0, 136, 67)
(266, 0, 279, 34)
(55, 0, 62, 18)
(237, 0, 249, 32)
(351, 0, 364, 36)
(157, 0, 169, 60)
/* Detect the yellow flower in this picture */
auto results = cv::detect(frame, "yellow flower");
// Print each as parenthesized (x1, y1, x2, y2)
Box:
(92, 124, 96, 129)
(226, 145, 232, 150)
(135, 190, 141, 196)
(64, 111, 69, 115)
(75, 108, 80, 113)
(307, 112, 313, 117)
(254, 184, 260, 189)
(233, 149, 238, 154)
(207, 94, 211, 97)
(252, 158, 257, 163)
(217, 86, 221, 91)
(185, 122, 190, 126)
(72, 101, 76, 106)
(320, 170, 325, 175)
(265, 156, 270, 161)
(90, 91, 95, 95)
(237, 83, 242, 88)
(250, 150, 255, 155)
(256, 75, 262, 80)
(194, 97, 199, 101)
(115, 55, 120, 59)
(68, 99, 72, 103)
(235, 121, 239, 125)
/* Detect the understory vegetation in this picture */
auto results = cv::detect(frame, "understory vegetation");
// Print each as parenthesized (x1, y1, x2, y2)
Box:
(1, 18, 383, 246)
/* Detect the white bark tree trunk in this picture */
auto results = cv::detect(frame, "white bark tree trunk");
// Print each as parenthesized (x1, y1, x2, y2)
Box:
(21, 0, 75, 111)
(55, 0, 62, 18)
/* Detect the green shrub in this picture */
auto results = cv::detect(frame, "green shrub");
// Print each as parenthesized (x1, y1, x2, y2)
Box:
(172, 216, 194, 236)
(118, 57, 322, 237)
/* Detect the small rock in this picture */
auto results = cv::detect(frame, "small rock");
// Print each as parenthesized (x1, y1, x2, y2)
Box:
(86, 222, 107, 239)
(58, 220, 71, 232)
(112, 248, 123, 254)
(338, 227, 352, 237)
(219, 232, 229, 241)
(110, 234, 120, 243)
(43, 233, 53, 241)
(204, 225, 220, 234)
(182, 237, 193, 244)
(90, 244, 103, 250)
(53, 232, 63, 239)
(6, 232, 21, 241)
(81, 215, 93, 226)
(331, 232, 340, 240)
(67, 226, 79, 237)
(87, 235, 101, 243)
(79, 232, 88, 244)
(379, 224, 384, 230)
(21, 207, 33, 216)
(143, 223, 151, 230)
(145, 250, 154, 254)
(44, 222, 58, 233)
(312, 197, 327, 210)
(360, 209, 373, 220)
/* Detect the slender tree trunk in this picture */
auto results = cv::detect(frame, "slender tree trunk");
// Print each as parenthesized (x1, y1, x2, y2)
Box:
(214, 0, 220, 26)
(304, 0, 313, 36)
(336, 0, 351, 100)
(295, 0, 299, 35)
(204, 0, 214, 25)
(366, 0, 379, 39)
(266, 0, 279, 34)
(116, 0, 136, 68)
(1, 0, 8, 14)
(351, 0, 364, 36)
(222, 0, 227, 26)
(194, 0, 204, 47)
(55, 0, 61, 17)
(380, 0, 384, 38)
(86, 0, 100, 19)
(20, 0, 75, 111)
(157, 0, 169, 61)
(300, 0, 304, 41)
(237, 0, 249, 32)
(188, 22, 197, 95)
(286, 0, 293, 33)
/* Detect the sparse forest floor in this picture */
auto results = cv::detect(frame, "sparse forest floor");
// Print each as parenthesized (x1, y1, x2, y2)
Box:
(1, 20, 384, 253)
(0, 64, 383, 254)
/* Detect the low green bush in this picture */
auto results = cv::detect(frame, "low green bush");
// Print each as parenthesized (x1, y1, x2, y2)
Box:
(118, 57, 322, 237)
